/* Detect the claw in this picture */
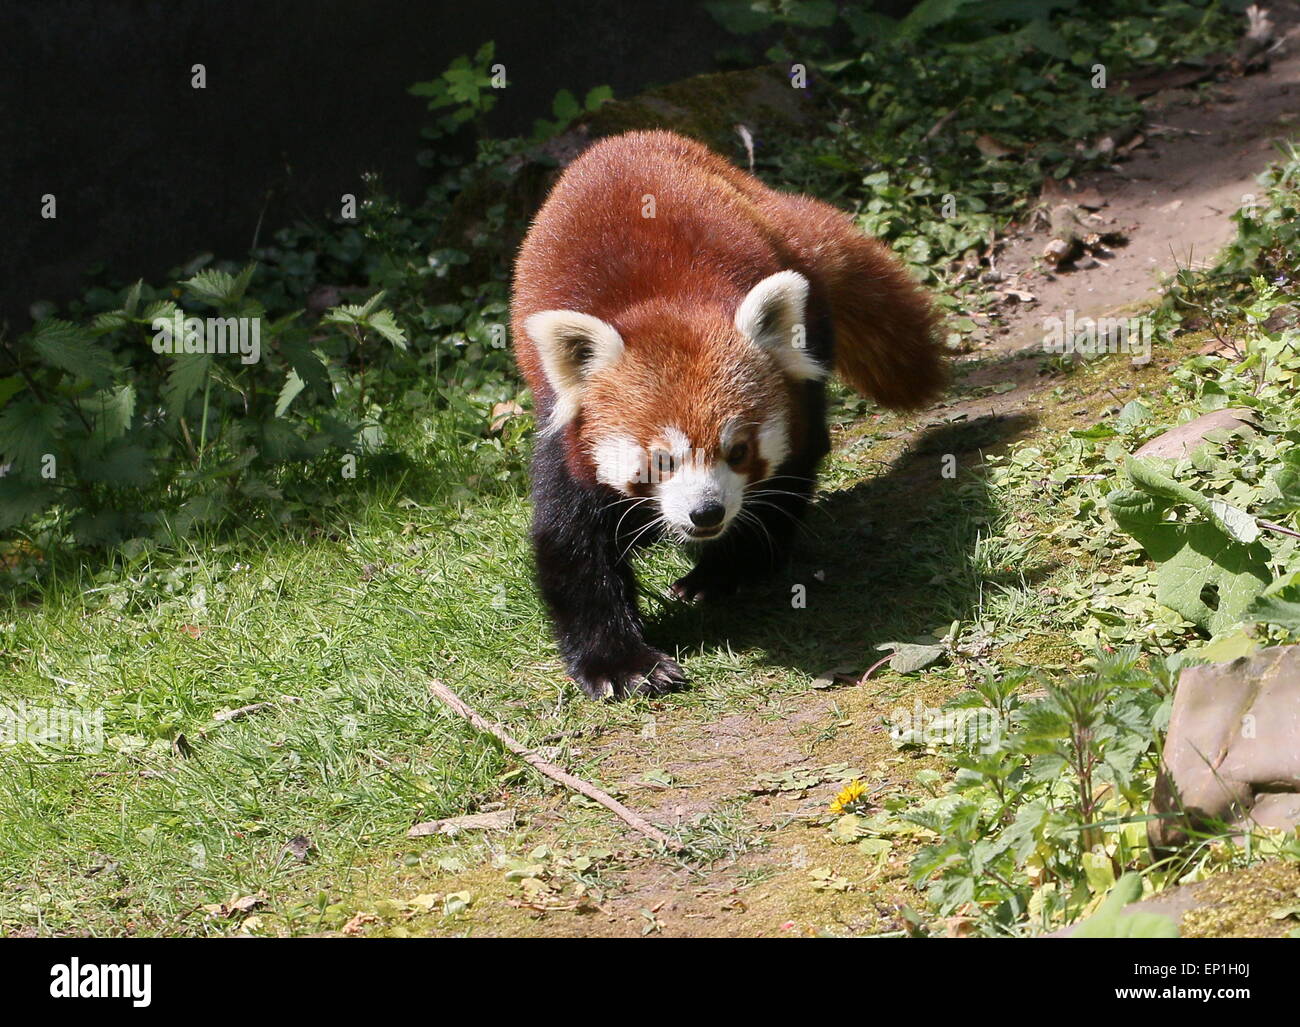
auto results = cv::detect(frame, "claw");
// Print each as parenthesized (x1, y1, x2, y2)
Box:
(570, 647, 687, 700)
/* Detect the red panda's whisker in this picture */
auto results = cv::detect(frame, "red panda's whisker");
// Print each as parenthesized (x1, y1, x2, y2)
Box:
(749, 473, 814, 487)
(735, 508, 777, 561)
(598, 494, 648, 514)
(744, 489, 809, 506)
(742, 490, 799, 504)
(612, 496, 656, 547)
(618, 513, 667, 563)
(743, 499, 820, 542)
(743, 498, 803, 524)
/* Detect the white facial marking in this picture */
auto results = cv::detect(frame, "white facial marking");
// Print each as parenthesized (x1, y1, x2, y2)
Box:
(592, 433, 644, 491)
(660, 426, 691, 456)
(757, 409, 790, 470)
(719, 417, 744, 451)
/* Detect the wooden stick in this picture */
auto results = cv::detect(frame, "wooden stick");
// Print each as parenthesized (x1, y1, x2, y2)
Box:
(427, 679, 681, 851)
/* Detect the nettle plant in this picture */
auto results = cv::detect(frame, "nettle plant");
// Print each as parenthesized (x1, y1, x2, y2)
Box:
(0, 264, 408, 547)
(901, 648, 1173, 933)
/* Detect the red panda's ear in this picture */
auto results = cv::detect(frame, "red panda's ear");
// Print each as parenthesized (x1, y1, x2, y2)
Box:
(735, 271, 826, 382)
(524, 310, 625, 431)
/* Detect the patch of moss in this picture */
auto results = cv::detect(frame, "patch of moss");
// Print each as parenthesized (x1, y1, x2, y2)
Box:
(1179, 860, 1300, 938)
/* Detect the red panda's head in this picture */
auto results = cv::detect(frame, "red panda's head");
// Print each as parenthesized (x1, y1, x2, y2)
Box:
(524, 271, 824, 542)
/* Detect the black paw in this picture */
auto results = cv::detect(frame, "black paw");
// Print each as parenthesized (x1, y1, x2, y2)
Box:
(569, 646, 687, 700)
(669, 565, 741, 604)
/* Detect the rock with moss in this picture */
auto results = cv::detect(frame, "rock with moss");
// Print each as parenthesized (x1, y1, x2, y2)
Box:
(1150, 646, 1300, 850)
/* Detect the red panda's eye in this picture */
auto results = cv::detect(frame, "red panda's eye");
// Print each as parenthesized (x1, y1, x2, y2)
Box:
(650, 449, 675, 480)
(726, 442, 749, 466)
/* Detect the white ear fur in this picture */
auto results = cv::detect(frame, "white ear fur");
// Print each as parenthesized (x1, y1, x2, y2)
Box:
(735, 270, 826, 382)
(524, 310, 625, 430)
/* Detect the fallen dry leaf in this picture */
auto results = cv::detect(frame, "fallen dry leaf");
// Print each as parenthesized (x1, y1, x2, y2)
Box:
(407, 809, 516, 838)
(974, 134, 1018, 159)
(490, 400, 525, 433)
(229, 893, 264, 914)
(342, 912, 377, 935)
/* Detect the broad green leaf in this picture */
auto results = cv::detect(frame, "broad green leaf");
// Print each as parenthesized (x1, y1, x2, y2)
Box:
(0, 376, 24, 411)
(0, 398, 65, 473)
(550, 89, 580, 123)
(81, 384, 136, 442)
(1107, 488, 1271, 635)
(279, 337, 330, 393)
(230, 262, 257, 304)
(704, 0, 775, 33)
(0, 477, 58, 529)
(1193, 628, 1262, 664)
(366, 309, 407, 350)
(1072, 874, 1178, 938)
(1262, 450, 1300, 516)
(161, 353, 212, 415)
(898, 0, 984, 37)
(123, 279, 143, 316)
(359, 289, 388, 318)
(830, 814, 865, 844)
(875, 641, 945, 674)
(1247, 583, 1300, 629)
(182, 268, 237, 307)
(584, 85, 613, 110)
(1125, 456, 1260, 544)
(29, 319, 115, 383)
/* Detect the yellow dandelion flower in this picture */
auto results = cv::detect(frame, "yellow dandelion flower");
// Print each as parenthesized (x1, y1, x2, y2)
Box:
(829, 779, 867, 815)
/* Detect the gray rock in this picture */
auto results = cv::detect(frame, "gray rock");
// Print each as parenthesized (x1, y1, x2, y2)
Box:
(1134, 408, 1255, 461)
(1150, 646, 1300, 850)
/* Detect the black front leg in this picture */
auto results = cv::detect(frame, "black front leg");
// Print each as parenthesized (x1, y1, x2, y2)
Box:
(530, 436, 686, 699)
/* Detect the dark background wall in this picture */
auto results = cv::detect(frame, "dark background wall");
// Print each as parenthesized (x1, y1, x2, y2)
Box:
(4, 0, 749, 324)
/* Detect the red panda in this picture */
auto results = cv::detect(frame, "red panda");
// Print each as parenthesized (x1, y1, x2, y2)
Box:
(511, 130, 944, 699)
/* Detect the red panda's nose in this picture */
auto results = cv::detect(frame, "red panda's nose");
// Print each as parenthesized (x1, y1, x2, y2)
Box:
(689, 502, 726, 529)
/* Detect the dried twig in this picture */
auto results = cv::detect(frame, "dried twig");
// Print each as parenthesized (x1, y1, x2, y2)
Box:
(427, 679, 681, 851)
(922, 99, 966, 142)
(212, 695, 302, 724)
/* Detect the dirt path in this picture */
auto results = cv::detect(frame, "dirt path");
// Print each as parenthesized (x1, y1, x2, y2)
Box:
(372, 21, 1300, 939)
(983, 4, 1300, 354)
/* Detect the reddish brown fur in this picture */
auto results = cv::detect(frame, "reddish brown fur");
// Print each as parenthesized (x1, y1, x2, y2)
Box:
(511, 130, 945, 481)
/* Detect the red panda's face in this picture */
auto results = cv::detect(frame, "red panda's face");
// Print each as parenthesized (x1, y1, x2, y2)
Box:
(525, 271, 824, 542)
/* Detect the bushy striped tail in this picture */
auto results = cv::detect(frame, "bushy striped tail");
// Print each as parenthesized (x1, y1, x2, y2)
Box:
(828, 233, 947, 411)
